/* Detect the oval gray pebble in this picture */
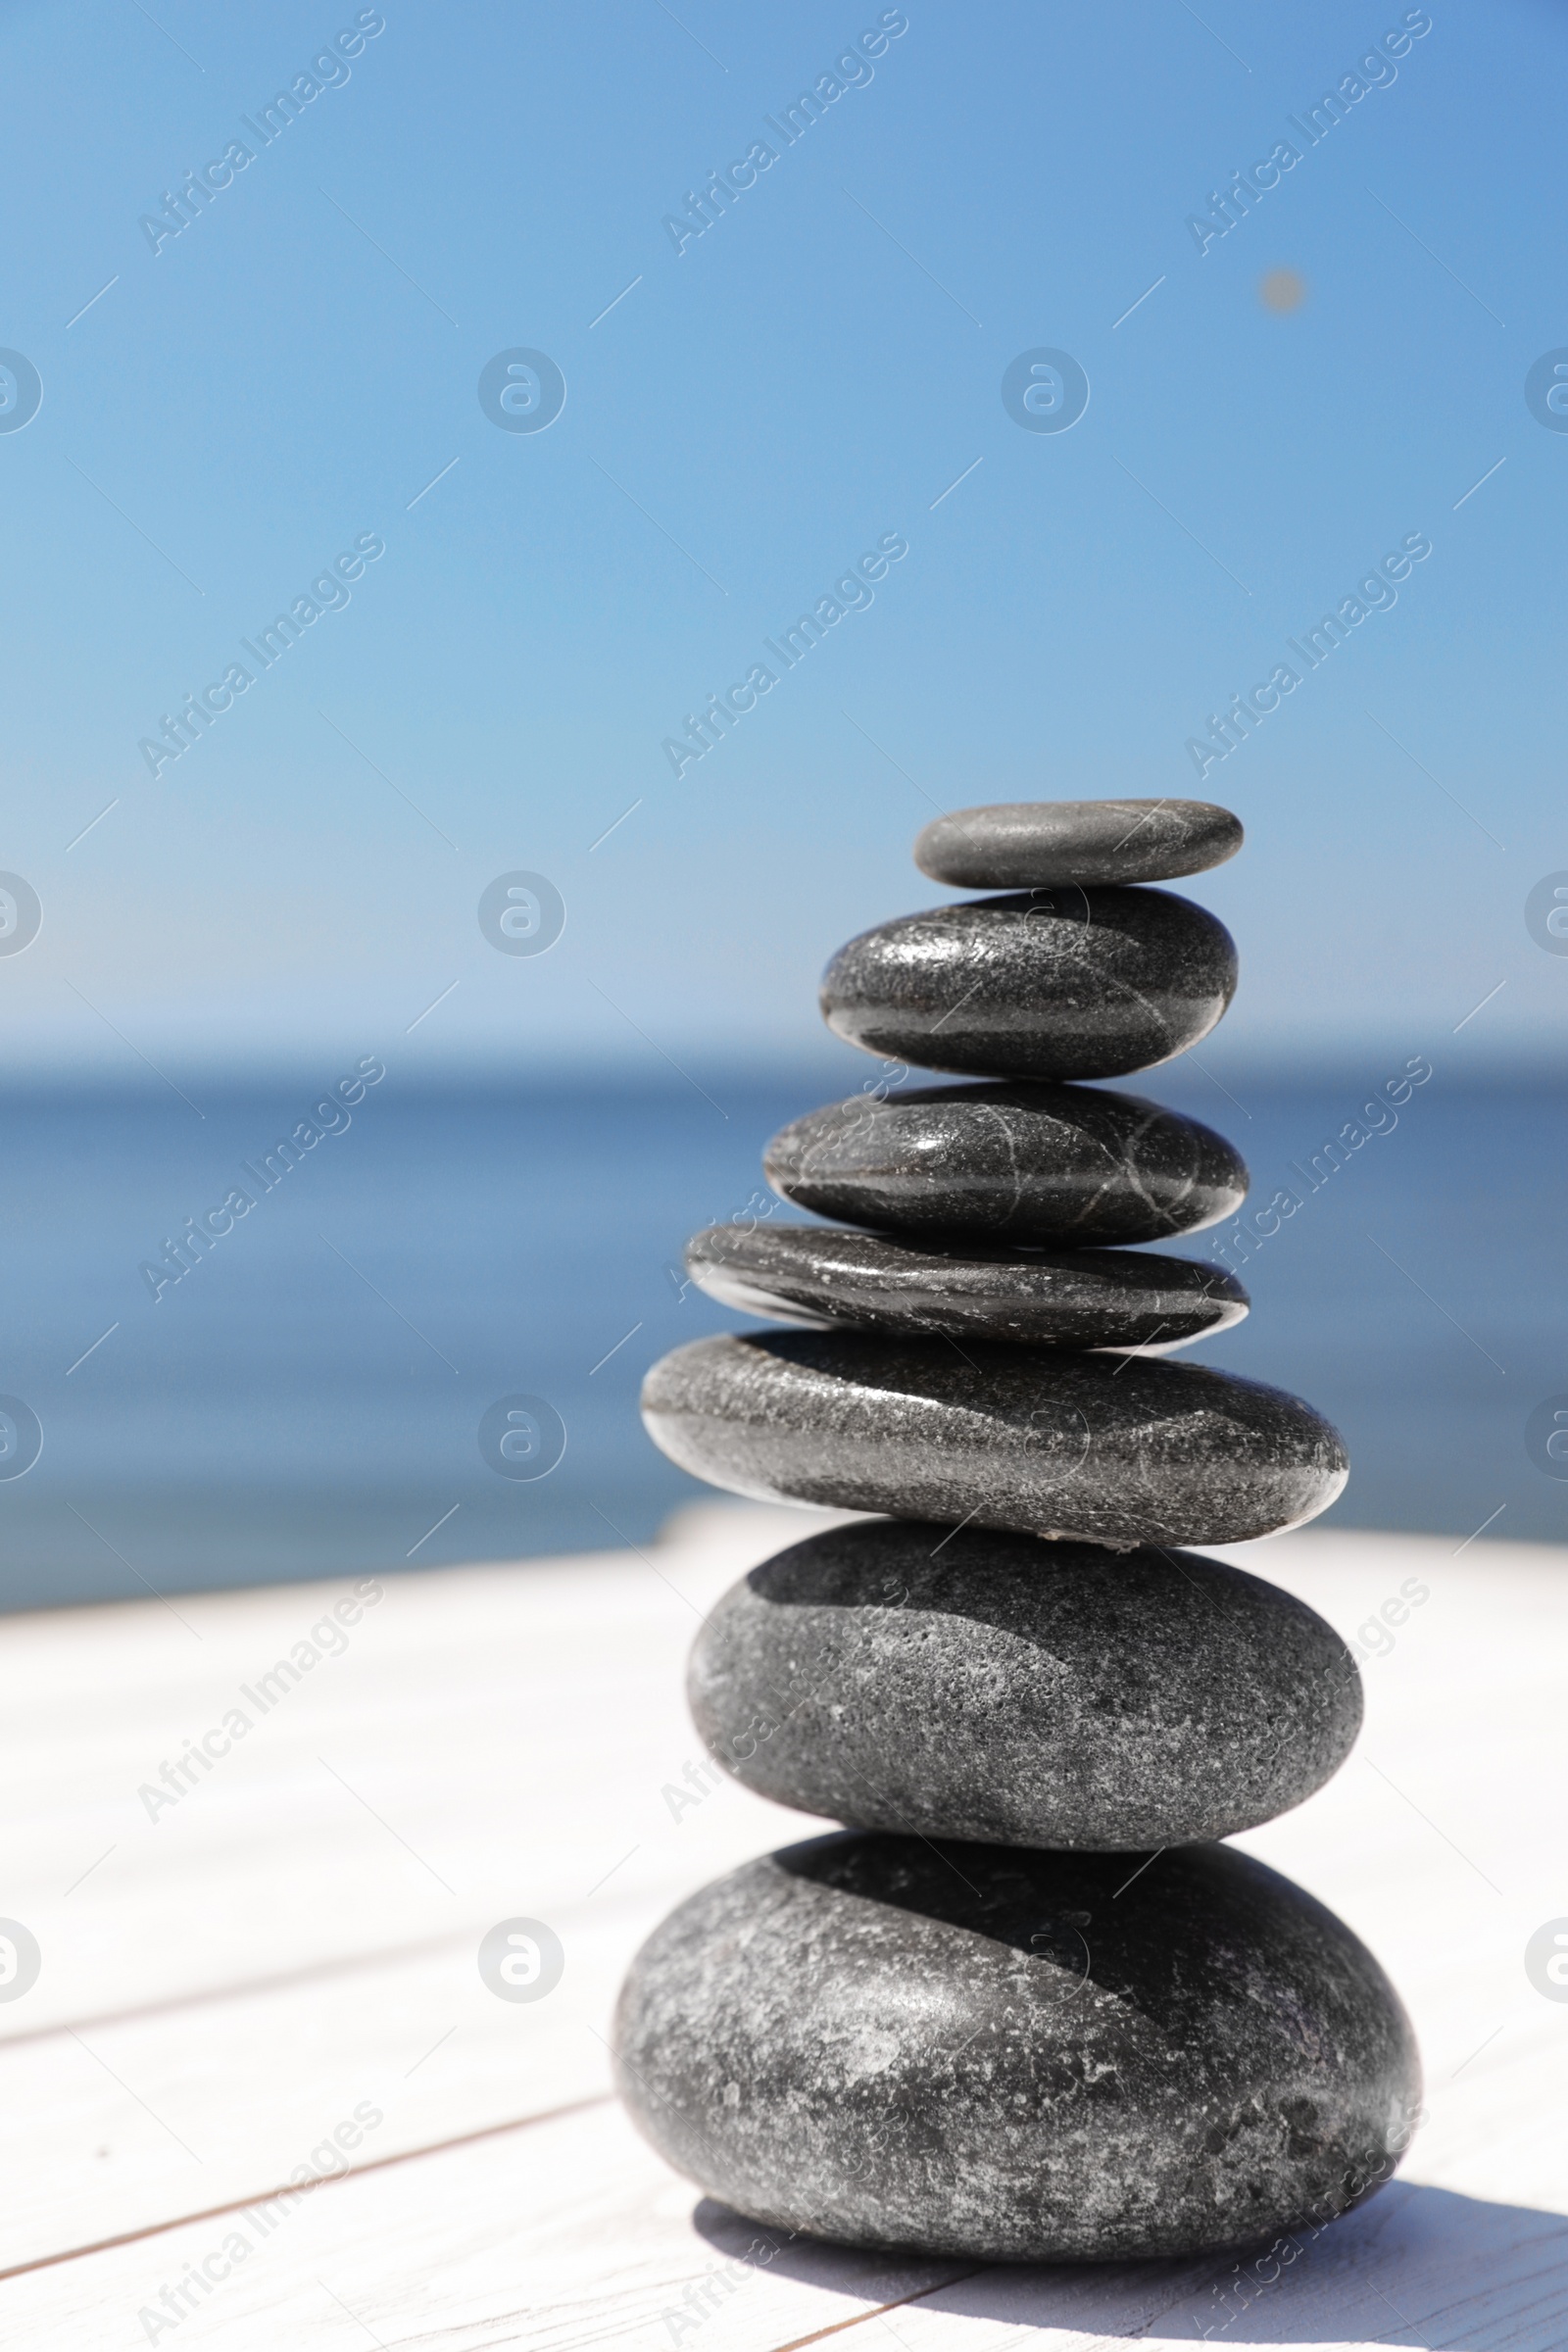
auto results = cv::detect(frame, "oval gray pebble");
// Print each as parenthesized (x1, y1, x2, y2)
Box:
(614, 1832, 1420, 2261)
(820, 890, 1237, 1080)
(685, 1222, 1248, 1350)
(914, 798, 1244, 890)
(764, 1082, 1248, 1248)
(688, 1519, 1360, 1846)
(640, 1332, 1348, 1548)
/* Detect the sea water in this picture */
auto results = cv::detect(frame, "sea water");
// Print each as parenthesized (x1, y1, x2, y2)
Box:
(0, 1065, 1557, 1610)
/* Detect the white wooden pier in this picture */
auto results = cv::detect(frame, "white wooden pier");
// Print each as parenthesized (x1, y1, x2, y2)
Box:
(0, 1504, 1562, 2347)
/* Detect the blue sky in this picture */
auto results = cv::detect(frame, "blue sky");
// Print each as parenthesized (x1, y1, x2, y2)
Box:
(0, 0, 1563, 1076)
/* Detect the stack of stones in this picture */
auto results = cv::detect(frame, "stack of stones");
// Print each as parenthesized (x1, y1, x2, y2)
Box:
(615, 800, 1420, 2263)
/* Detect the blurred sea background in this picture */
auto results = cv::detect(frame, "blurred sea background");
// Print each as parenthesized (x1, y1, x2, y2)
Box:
(1, 2, 1566, 1607)
(3, 1056, 1559, 1611)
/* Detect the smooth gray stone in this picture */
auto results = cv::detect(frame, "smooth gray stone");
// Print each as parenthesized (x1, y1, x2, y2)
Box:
(684, 1223, 1248, 1351)
(614, 1833, 1421, 2261)
(914, 798, 1243, 890)
(820, 890, 1237, 1080)
(763, 1083, 1248, 1247)
(641, 1333, 1348, 1547)
(688, 1520, 1360, 1847)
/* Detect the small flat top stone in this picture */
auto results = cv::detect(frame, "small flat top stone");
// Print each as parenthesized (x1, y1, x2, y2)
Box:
(914, 799, 1243, 890)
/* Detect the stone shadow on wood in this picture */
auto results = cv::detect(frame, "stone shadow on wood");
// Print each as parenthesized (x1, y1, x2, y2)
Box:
(694, 2180, 1568, 2346)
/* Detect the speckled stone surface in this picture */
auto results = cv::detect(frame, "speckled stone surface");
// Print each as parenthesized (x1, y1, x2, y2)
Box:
(820, 889, 1237, 1080)
(914, 799, 1244, 890)
(688, 1519, 1360, 1846)
(640, 1332, 1348, 1547)
(763, 1082, 1248, 1248)
(613, 1832, 1421, 2261)
(684, 1222, 1248, 1351)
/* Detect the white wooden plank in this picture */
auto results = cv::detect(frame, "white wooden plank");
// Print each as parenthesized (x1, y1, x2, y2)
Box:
(0, 1511, 1563, 2346)
(1217, 1527, 1568, 2218)
(0, 1517, 846, 2269)
(0, 2098, 965, 2349)
(0, 1507, 843, 2032)
(0, 1869, 842, 2273)
(4, 2086, 1566, 2351)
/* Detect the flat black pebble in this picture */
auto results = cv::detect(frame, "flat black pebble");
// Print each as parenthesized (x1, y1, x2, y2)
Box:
(688, 1518, 1360, 1846)
(640, 1332, 1348, 1547)
(685, 1222, 1247, 1350)
(763, 1082, 1248, 1248)
(820, 890, 1237, 1080)
(614, 1832, 1420, 2260)
(914, 798, 1243, 890)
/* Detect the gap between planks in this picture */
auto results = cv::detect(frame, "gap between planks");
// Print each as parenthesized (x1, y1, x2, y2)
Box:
(0, 1927, 476, 2055)
(0, 2090, 613, 2284)
(767, 2269, 986, 2352)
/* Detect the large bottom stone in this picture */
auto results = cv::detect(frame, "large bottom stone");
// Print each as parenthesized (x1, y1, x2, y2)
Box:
(614, 1834, 1421, 2262)
(687, 1519, 1361, 1847)
(641, 1331, 1348, 1547)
